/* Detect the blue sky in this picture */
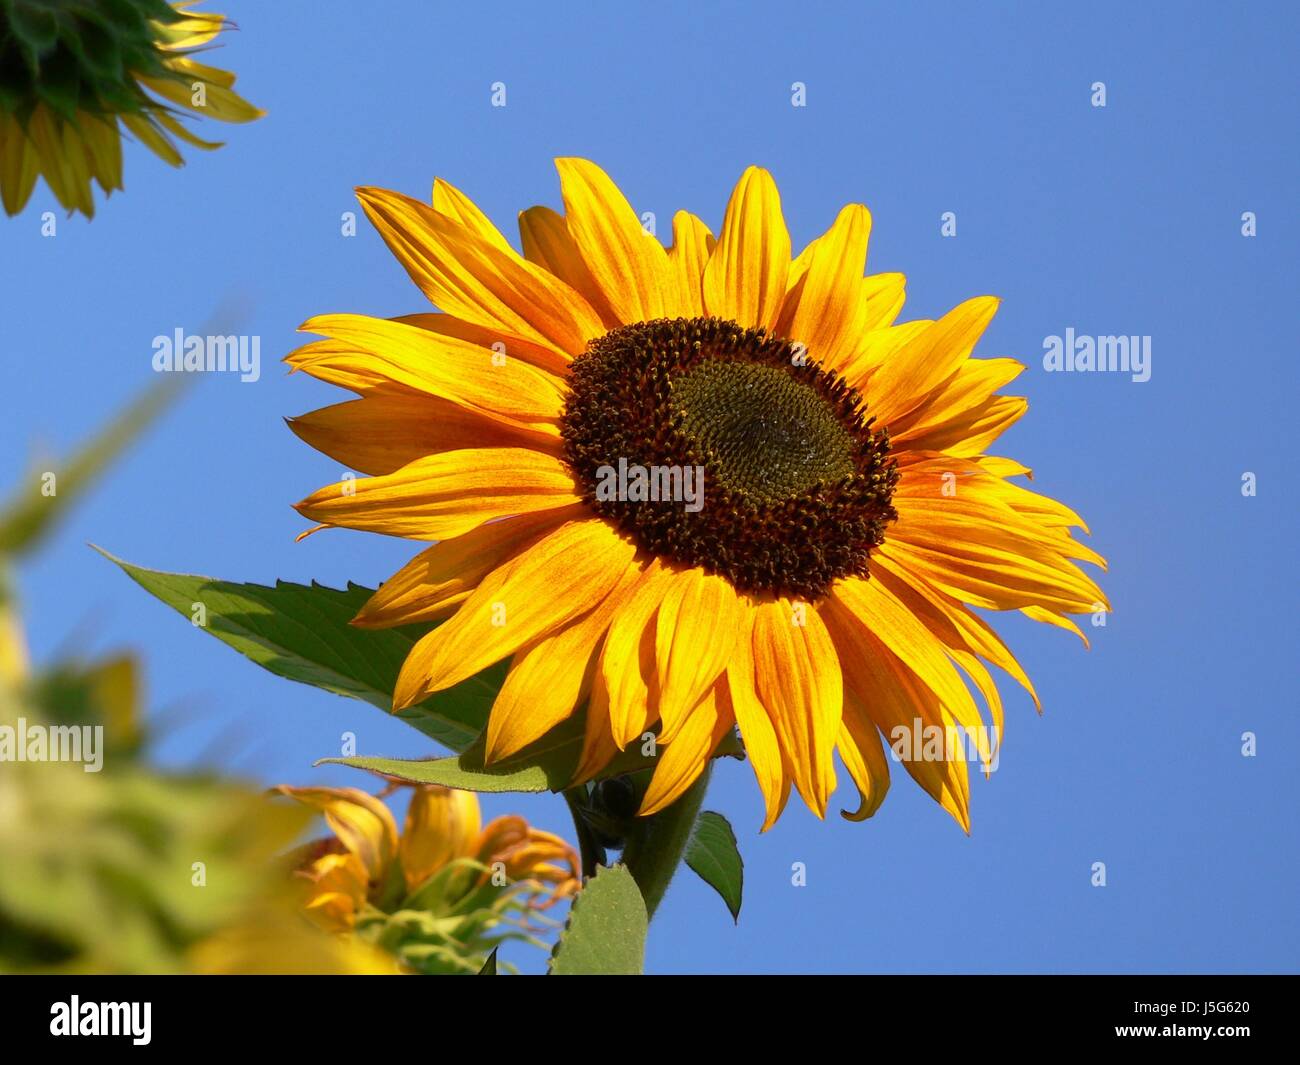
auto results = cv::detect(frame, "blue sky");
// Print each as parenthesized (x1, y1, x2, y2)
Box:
(2, 1, 1297, 973)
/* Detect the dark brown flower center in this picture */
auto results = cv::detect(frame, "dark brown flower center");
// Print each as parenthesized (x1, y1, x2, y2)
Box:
(559, 317, 897, 601)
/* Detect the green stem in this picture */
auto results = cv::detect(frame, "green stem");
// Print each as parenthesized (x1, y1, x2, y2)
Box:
(620, 765, 711, 921)
(562, 786, 605, 881)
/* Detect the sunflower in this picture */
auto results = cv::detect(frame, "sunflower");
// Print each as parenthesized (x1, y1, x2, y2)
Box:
(0, 0, 261, 217)
(289, 160, 1108, 832)
(275, 784, 580, 936)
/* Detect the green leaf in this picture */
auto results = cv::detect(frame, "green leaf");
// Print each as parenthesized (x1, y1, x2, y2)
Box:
(685, 810, 743, 922)
(97, 549, 503, 753)
(0, 376, 185, 558)
(548, 864, 646, 975)
(321, 719, 745, 795)
(477, 947, 498, 975)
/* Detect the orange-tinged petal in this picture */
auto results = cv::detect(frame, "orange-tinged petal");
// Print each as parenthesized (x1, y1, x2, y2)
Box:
(749, 598, 841, 816)
(872, 550, 1040, 713)
(294, 447, 581, 542)
(393, 519, 638, 707)
(703, 166, 790, 331)
(1022, 605, 1093, 648)
(574, 666, 621, 784)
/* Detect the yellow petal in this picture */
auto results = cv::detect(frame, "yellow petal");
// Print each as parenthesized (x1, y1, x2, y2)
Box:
(898, 394, 1027, 456)
(890, 357, 1025, 440)
(393, 519, 638, 707)
(725, 606, 791, 831)
(0, 114, 39, 216)
(352, 507, 583, 628)
(598, 558, 678, 748)
(484, 558, 643, 761)
(395, 311, 573, 377)
(749, 598, 841, 816)
(861, 272, 907, 331)
(574, 667, 621, 784)
(146, 59, 264, 122)
(297, 313, 566, 429)
(775, 203, 871, 369)
(872, 550, 1040, 712)
(830, 577, 991, 772)
(272, 786, 398, 884)
(79, 115, 124, 191)
(638, 682, 735, 816)
(294, 447, 581, 542)
(653, 568, 741, 744)
(287, 393, 561, 478)
(356, 185, 605, 357)
(400, 786, 482, 891)
(821, 605, 971, 832)
(1021, 605, 1092, 648)
(432, 177, 512, 252)
(835, 709, 891, 822)
(556, 157, 674, 324)
(866, 296, 1001, 425)
(667, 210, 715, 318)
(121, 112, 182, 167)
(518, 204, 620, 326)
(703, 166, 790, 331)
(840, 319, 931, 391)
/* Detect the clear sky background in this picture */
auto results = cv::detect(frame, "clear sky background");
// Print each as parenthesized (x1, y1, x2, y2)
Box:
(2, 1, 1297, 974)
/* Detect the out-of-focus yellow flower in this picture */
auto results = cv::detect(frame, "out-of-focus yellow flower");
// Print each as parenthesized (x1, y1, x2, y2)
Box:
(189, 907, 403, 975)
(274, 784, 581, 940)
(0, 1, 262, 218)
(0, 598, 27, 688)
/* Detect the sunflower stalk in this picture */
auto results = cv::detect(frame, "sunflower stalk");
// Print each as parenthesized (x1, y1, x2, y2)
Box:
(620, 765, 711, 921)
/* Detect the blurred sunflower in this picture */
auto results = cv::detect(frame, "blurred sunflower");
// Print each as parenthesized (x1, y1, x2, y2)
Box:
(0, 0, 261, 217)
(274, 784, 579, 973)
(289, 161, 1108, 832)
